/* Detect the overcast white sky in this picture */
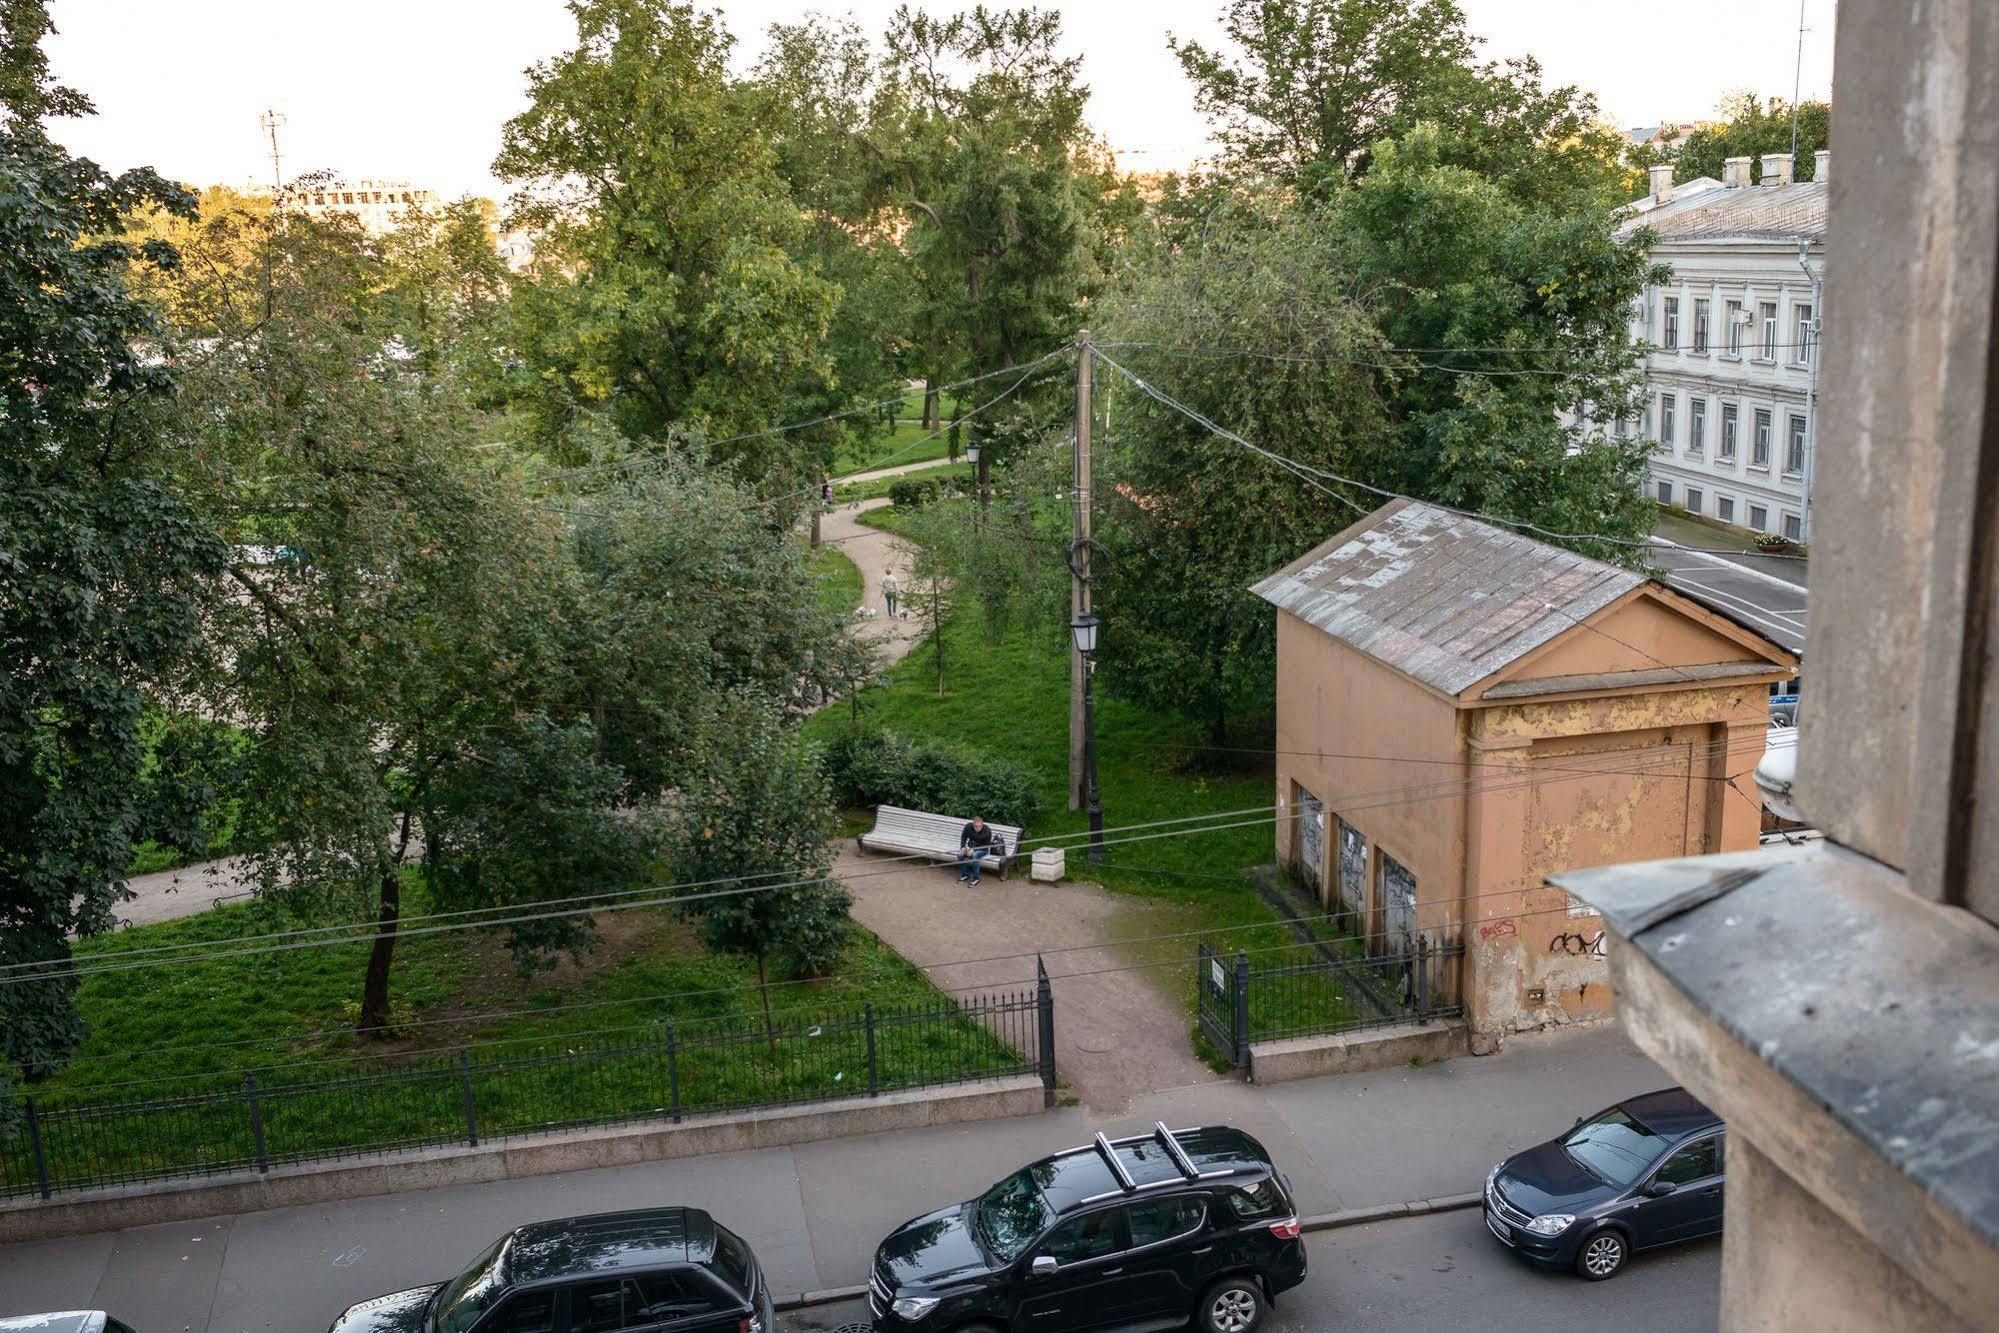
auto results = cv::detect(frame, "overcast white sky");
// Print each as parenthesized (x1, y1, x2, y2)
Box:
(44, 0, 1836, 200)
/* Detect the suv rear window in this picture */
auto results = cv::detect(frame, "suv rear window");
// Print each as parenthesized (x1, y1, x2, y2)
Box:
(1219, 1177, 1287, 1223)
(711, 1226, 755, 1297)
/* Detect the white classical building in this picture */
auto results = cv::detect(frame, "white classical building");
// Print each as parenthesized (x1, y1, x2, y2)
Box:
(1618, 151, 1828, 543)
(292, 179, 440, 236)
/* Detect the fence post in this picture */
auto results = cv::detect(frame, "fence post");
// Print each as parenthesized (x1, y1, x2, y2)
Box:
(666, 1026, 682, 1125)
(1233, 950, 1251, 1069)
(1416, 936, 1431, 1022)
(1035, 956, 1056, 1107)
(23, 1096, 50, 1200)
(865, 1003, 880, 1098)
(458, 1050, 479, 1148)
(245, 1074, 270, 1174)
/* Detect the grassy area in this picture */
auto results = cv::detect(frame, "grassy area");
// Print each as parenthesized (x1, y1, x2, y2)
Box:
(834, 459, 971, 504)
(803, 510, 1317, 1021)
(813, 545, 863, 617)
(831, 416, 960, 477)
(3, 877, 1019, 1195)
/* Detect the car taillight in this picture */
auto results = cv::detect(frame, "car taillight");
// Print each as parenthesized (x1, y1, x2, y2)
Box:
(1269, 1217, 1301, 1240)
(742, 1317, 763, 1333)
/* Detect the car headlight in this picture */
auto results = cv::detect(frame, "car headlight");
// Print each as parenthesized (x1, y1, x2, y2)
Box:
(1485, 1164, 1500, 1194)
(1526, 1213, 1575, 1236)
(892, 1294, 942, 1321)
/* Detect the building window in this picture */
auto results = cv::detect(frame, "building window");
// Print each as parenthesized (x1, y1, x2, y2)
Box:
(1685, 486, 1704, 515)
(1725, 299, 1745, 355)
(1693, 298, 1711, 353)
(1663, 297, 1680, 350)
(1749, 503, 1770, 531)
(1753, 408, 1773, 467)
(1786, 414, 1807, 475)
(1795, 303, 1815, 364)
(1689, 398, 1707, 456)
(1783, 514, 1803, 542)
(1659, 393, 1677, 451)
(1658, 480, 1674, 505)
(1718, 495, 1736, 523)
(1720, 403, 1739, 461)
(1760, 301, 1779, 360)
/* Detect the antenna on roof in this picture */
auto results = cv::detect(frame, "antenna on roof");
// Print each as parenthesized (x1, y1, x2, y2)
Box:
(1789, 0, 1808, 162)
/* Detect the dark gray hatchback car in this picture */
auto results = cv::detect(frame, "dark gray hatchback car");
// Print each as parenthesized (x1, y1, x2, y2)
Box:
(1484, 1086, 1726, 1280)
(328, 1206, 773, 1333)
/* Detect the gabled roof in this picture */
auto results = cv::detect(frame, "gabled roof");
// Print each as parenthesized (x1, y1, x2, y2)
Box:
(1249, 500, 1647, 696)
(1617, 179, 1828, 244)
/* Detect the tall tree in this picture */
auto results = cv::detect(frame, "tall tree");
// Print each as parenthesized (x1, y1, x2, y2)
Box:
(0, 2, 223, 1088)
(1667, 93, 1831, 187)
(495, 0, 840, 477)
(1173, 0, 1626, 204)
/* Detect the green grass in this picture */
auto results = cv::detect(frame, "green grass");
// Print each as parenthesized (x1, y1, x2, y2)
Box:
(4, 878, 1019, 1196)
(831, 415, 961, 477)
(802, 513, 1318, 1020)
(813, 545, 863, 617)
(833, 459, 971, 504)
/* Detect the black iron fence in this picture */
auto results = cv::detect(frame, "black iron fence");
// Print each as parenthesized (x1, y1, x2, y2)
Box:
(3, 979, 1054, 1202)
(1197, 934, 1464, 1066)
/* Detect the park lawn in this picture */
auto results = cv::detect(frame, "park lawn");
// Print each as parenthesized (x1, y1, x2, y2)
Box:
(832, 417, 959, 477)
(813, 545, 863, 617)
(803, 510, 1323, 1018)
(5, 877, 1019, 1196)
(833, 459, 971, 504)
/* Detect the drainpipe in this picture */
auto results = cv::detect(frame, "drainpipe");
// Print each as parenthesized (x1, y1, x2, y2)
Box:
(1798, 240, 1823, 544)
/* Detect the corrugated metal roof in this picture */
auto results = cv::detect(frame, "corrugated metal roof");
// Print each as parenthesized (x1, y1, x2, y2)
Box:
(1617, 180, 1828, 243)
(1250, 500, 1647, 696)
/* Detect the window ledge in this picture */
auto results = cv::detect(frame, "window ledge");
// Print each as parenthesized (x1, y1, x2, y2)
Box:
(1553, 841, 1999, 1323)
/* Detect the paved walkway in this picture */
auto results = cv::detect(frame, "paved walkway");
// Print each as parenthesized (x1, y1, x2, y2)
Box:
(839, 846, 1215, 1112)
(822, 497, 926, 667)
(0, 1025, 1665, 1331)
(835, 454, 961, 488)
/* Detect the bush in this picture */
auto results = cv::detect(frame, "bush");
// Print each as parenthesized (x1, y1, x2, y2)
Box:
(888, 478, 942, 509)
(823, 727, 1042, 829)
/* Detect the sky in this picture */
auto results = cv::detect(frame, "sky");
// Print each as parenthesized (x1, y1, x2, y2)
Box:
(44, 0, 1837, 200)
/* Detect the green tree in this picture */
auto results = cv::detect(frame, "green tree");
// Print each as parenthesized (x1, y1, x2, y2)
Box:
(1173, 0, 1626, 205)
(1669, 93, 1831, 186)
(669, 710, 850, 1037)
(495, 0, 841, 477)
(0, 3, 223, 1085)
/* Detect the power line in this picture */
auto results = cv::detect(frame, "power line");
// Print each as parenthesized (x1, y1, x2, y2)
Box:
(12, 732, 1769, 988)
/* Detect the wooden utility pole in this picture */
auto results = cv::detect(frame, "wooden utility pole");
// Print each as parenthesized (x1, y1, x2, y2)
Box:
(1070, 331, 1093, 810)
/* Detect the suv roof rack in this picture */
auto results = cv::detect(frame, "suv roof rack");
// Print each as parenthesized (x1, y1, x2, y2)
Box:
(1093, 1131, 1137, 1191)
(1154, 1121, 1201, 1180)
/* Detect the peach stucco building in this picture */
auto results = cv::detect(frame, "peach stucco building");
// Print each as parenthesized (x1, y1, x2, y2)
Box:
(1252, 500, 1796, 1051)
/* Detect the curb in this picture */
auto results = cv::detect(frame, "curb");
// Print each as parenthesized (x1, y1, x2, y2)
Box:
(770, 1193, 1486, 1313)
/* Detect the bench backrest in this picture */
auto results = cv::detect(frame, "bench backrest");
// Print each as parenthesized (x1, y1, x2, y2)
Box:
(869, 805, 1023, 854)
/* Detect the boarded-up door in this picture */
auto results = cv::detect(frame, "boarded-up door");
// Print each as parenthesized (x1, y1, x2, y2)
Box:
(1295, 787, 1325, 898)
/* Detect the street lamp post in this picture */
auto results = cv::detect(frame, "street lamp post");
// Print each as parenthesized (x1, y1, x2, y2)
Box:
(1069, 612, 1104, 863)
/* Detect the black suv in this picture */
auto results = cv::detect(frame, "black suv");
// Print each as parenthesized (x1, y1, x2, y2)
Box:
(327, 1206, 774, 1333)
(869, 1123, 1306, 1333)
(1484, 1086, 1726, 1280)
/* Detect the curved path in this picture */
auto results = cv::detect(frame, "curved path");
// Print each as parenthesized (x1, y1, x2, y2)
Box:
(821, 497, 926, 668)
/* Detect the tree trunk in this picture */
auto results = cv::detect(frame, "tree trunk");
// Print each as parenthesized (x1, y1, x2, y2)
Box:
(358, 868, 401, 1039)
(923, 379, 940, 431)
(811, 507, 822, 550)
(757, 953, 775, 1053)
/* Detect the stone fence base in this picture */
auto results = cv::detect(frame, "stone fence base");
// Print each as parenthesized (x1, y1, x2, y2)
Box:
(1246, 1021, 1465, 1083)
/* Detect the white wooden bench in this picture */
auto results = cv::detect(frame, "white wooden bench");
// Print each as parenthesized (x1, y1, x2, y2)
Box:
(857, 805, 1024, 879)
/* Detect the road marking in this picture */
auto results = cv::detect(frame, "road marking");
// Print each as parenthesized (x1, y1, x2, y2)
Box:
(1651, 537, 1809, 594)
(333, 1245, 366, 1267)
(1662, 573, 1809, 635)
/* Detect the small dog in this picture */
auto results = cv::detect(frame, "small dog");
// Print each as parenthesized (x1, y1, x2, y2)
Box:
(856, 606, 879, 620)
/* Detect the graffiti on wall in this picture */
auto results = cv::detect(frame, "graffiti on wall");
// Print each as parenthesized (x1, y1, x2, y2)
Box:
(1549, 930, 1607, 958)
(1478, 918, 1518, 942)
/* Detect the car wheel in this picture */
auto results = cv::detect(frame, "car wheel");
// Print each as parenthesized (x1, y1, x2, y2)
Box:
(1575, 1229, 1627, 1280)
(1199, 1277, 1264, 1333)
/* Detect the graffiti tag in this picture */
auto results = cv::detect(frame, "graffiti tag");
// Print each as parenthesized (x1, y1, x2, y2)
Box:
(1478, 919, 1518, 942)
(1549, 931, 1607, 958)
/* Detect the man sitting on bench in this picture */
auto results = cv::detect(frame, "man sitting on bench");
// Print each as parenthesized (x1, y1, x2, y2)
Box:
(957, 815, 999, 885)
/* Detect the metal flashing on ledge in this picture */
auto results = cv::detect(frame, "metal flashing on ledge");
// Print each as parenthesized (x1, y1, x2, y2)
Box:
(1553, 840, 1999, 1254)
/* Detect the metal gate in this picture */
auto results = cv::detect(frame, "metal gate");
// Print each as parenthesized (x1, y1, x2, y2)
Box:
(1196, 942, 1245, 1065)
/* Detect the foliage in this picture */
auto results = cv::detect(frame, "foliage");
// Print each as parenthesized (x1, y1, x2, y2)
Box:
(1174, 0, 1628, 205)
(888, 477, 944, 508)
(822, 726, 1043, 829)
(0, 5, 223, 1083)
(1667, 93, 1830, 187)
(495, 0, 842, 477)
(670, 710, 852, 1001)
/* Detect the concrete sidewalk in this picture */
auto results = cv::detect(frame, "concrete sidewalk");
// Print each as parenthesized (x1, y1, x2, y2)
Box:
(0, 1024, 1664, 1332)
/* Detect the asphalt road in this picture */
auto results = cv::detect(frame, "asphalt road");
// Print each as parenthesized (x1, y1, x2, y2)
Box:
(782, 1210, 1722, 1333)
(1649, 542, 1809, 658)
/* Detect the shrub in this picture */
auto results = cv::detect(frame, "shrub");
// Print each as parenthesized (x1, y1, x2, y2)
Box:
(888, 478, 944, 509)
(822, 726, 1042, 829)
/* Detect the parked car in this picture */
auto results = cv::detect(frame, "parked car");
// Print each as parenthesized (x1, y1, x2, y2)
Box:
(868, 1122, 1306, 1333)
(0, 1317, 138, 1333)
(1484, 1086, 1726, 1280)
(327, 1206, 773, 1333)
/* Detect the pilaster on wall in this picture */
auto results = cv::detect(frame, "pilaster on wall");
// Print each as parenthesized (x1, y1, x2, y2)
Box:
(1464, 730, 1535, 1052)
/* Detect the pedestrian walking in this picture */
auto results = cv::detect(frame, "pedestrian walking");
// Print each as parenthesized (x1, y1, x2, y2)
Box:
(821, 476, 833, 505)
(882, 569, 900, 619)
